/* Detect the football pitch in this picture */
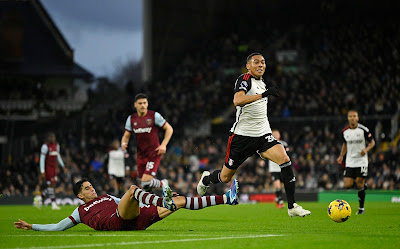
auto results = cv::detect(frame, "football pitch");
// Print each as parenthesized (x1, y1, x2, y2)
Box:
(1, 202, 399, 249)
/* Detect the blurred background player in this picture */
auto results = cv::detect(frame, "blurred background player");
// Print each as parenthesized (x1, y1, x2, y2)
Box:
(268, 129, 288, 209)
(337, 110, 375, 215)
(39, 132, 64, 210)
(121, 93, 173, 192)
(105, 139, 127, 197)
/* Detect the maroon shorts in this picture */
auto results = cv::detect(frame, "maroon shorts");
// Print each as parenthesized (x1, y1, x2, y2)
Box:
(137, 156, 161, 178)
(108, 205, 162, 231)
(44, 166, 57, 184)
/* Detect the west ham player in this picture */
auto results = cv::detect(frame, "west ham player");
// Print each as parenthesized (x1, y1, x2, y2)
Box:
(337, 110, 375, 214)
(14, 178, 239, 231)
(197, 52, 310, 217)
(268, 129, 288, 209)
(121, 93, 173, 192)
(39, 132, 65, 210)
(105, 140, 127, 196)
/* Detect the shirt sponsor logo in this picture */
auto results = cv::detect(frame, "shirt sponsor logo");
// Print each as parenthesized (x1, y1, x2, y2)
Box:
(348, 139, 363, 144)
(133, 127, 152, 133)
(84, 196, 113, 211)
(49, 151, 58, 156)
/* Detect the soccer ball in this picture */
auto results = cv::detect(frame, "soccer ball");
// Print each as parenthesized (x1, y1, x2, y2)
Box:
(327, 199, 351, 223)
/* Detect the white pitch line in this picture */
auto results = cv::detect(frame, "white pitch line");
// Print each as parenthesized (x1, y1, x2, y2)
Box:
(4, 234, 282, 249)
(2, 234, 206, 237)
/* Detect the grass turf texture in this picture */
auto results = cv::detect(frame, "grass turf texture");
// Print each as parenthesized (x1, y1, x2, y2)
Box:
(1, 202, 399, 249)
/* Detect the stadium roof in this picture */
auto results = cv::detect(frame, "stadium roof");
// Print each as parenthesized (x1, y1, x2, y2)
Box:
(0, 0, 92, 79)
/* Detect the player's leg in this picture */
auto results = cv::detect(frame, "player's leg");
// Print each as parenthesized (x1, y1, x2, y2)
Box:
(343, 177, 354, 189)
(260, 144, 310, 217)
(356, 177, 366, 214)
(140, 158, 164, 192)
(118, 184, 177, 220)
(158, 179, 240, 218)
(343, 167, 355, 189)
(272, 177, 284, 208)
(109, 175, 119, 196)
(117, 186, 141, 220)
(260, 144, 294, 206)
(45, 168, 60, 210)
(198, 134, 251, 195)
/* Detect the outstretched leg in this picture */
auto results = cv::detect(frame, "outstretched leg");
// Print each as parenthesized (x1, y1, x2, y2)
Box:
(159, 179, 240, 219)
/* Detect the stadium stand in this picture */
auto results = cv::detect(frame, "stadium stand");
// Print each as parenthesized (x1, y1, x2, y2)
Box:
(1, 0, 399, 199)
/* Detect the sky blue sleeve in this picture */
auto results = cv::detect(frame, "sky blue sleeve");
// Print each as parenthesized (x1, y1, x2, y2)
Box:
(70, 207, 81, 224)
(57, 144, 64, 167)
(154, 112, 166, 127)
(108, 195, 121, 204)
(125, 115, 132, 131)
(32, 217, 76, 231)
(39, 144, 47, 174)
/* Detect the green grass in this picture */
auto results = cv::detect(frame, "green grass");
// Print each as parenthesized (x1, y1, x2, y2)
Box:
(1, 202, 399, 249)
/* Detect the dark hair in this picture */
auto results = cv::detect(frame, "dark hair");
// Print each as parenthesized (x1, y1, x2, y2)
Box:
(246, 52, 263, 63)
(134, 93, 148, 102)
(348, 110, 358, 115)
(73, 178, 89, 196)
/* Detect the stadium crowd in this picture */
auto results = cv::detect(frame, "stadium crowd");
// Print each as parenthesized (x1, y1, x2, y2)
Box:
(2, 21, 400, 199)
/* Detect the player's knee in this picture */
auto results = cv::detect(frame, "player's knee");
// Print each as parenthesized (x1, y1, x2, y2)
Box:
(344, 184, 352, 189)
(356, 183, 364, 190)
(220, 174, 232, 183)
(279, 155, 290, 165)
(128, 185, 138, 195)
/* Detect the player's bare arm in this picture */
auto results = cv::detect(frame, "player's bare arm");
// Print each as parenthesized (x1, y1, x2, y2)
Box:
(156, 122, 173, 155)
(361, 139, 375, 156)
(14, 219, 32, 230)
(337, 143, 347, 164)
(121, 130, 131, 150)
(233, 90, 263, 106)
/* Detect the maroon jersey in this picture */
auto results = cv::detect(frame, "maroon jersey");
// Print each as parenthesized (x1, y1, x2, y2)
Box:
(43, 143, 59, 169)
(75, 195, 118, 231)
(68, 195, 162, 231)
(125, 110, 166, 160)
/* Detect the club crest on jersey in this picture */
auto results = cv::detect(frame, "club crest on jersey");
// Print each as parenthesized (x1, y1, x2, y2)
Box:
(228, 158, 234, 166)
(146, 119, 152, 125)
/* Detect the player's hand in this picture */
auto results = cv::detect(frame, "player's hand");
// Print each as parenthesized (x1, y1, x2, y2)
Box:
(262, 86, 280, 98)
(337, 156, 343, 164)
(155, 145, 166, 155)
(121, 142, 128, 151)
(360, 149, 367, 156)
(14, 219, 32, 230)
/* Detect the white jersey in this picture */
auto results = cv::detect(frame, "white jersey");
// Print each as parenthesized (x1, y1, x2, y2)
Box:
(269, 140, 288, 172)
(342, 123, 373, 168)
(230, 73, 272, 137)
(107, 148, 125, 177)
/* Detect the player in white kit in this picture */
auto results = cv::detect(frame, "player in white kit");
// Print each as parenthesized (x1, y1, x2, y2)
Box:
(105, 140, 126, 196)
(197, 53, 310, 217)
(268, 129, 288, 209)
(337, 110, 375, 214)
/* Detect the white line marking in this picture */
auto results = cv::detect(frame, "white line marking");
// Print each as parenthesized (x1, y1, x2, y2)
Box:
(2, 234, 205, 237)
(4, 234, 282, 249)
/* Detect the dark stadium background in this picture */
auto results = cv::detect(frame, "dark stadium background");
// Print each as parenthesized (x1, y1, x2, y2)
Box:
(1, 0, 399, 204)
